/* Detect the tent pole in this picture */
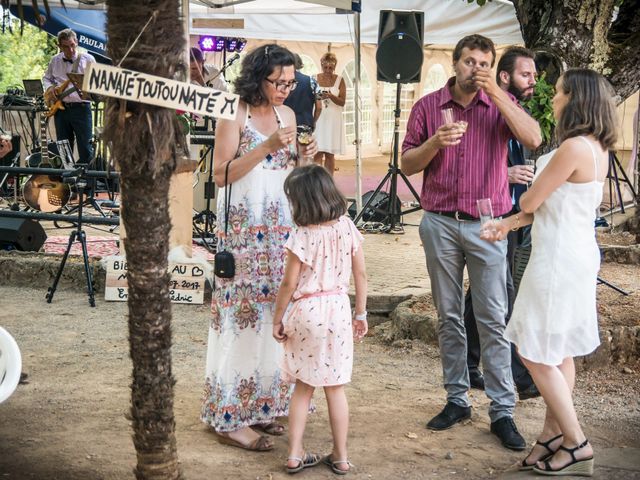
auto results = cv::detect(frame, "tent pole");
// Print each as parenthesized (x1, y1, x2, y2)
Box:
(354, 10, 363, 218)
(183, 0, 191, 72)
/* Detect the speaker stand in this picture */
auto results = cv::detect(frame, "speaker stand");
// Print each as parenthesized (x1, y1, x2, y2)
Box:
(354, 82, 421, 232)
(597, 276, 629, 295)
(606, 151, 636, 215)
(46, 178, 95, 307)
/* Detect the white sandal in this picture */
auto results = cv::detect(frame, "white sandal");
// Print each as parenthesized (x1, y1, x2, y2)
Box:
(285, 452, 321, 474)
(322, 455, 352, 475)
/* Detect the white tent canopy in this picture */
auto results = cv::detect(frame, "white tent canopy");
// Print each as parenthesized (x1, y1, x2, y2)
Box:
(6, 0, 523, 45)
(189, 0, 522, 45)
(5, 0, 528, 215)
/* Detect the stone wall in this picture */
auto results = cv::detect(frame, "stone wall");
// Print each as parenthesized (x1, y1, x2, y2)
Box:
(382, 293, 639, 371)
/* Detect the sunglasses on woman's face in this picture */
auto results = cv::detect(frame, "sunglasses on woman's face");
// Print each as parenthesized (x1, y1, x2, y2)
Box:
(264, 78, 298, 92)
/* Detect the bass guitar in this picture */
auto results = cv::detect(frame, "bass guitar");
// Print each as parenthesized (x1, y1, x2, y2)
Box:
(22, 101, 71, 213)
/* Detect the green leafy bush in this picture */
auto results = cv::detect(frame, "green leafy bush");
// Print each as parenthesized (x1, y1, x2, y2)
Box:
(522, 73, 556, 145)
(0, 18, 57, 94)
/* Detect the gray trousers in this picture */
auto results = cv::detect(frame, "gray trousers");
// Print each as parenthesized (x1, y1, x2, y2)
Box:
(419, 212, 515, 422)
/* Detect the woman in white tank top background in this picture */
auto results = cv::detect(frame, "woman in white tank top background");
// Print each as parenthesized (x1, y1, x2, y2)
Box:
(481, 69, 618, 477)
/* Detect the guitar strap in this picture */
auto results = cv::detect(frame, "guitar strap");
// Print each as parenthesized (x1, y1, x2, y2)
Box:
(71, 54, 82, 74)
(65, 55, 82, 97)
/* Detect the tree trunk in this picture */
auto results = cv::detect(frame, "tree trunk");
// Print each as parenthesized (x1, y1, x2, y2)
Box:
(103, 1, 187, 478)
(512, 0, 640, 103)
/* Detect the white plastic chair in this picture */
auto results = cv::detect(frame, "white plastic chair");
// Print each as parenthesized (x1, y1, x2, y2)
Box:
(0, 326, 22, 404)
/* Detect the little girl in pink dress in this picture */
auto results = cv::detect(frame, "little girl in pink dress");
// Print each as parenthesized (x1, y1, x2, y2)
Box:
(273, 164, 368, 475)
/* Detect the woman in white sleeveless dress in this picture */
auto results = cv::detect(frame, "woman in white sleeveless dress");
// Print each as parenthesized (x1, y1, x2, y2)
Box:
(313, 52, 346, 175)
(201, 44, 317, 452)
(481, 69, 618, 477)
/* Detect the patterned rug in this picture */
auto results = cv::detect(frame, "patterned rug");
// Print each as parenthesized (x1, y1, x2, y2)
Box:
(44, 235, 215, 261)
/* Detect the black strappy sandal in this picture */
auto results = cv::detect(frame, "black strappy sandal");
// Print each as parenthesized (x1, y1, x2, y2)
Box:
(533, 438, 594, 477)
(519, 433, 563, 471)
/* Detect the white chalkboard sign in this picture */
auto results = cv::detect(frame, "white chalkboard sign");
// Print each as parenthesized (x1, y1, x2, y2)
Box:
(105, 256, 206, 304)
(82, 63, 239, 119)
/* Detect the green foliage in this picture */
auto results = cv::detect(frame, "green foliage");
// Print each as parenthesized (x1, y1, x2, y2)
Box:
(522, 73, 556, 145)
(175, 112, 195, 134)
(467, 0, 492, 5)
(0, 18, 57, 94)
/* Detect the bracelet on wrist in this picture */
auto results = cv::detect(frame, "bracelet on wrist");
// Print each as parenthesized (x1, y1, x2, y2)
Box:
(354, 311, 367, 321)
(510, 214, 520, 232)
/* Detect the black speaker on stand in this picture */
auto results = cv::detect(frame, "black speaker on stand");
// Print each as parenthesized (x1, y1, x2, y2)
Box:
(355, 10, 424, 232)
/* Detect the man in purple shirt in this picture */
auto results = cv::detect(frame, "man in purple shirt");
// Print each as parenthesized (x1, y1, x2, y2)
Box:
(401, 34, 541, 450)
(43, 29, 96, 165)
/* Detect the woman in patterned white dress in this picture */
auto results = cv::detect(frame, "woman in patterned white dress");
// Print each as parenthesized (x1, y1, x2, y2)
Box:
(482, 69, 617, 477)
(201, 44, 317, 451)
(272, 164, 368, 474)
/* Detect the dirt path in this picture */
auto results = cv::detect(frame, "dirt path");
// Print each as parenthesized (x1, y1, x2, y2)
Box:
(1, 283, 639, 479)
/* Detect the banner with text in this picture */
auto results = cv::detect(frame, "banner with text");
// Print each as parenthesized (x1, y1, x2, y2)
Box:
(105, 256, 206, 304)
(83, 63, 238, 119)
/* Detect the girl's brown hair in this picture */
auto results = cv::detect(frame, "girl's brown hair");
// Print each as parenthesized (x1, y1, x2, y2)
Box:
(284, 164, 347, 226)
(555, 68, 618, 150)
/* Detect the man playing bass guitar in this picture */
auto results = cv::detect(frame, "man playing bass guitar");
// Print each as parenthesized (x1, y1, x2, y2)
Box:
(43, 28, 95, 165)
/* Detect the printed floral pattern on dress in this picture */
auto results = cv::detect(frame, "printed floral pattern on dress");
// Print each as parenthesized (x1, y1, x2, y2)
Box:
(234, 283, 260, 330)
(201, 373, 292, 432)
(204, 112, 296, 434)
(237, 126, 293, 170)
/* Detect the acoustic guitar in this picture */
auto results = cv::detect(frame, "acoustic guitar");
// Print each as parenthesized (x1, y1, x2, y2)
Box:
(22, 103, 71, 213)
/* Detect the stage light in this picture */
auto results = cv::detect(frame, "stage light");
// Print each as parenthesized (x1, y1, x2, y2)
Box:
(214, 37, 226, 52)
(235, 38, 247, 52)
(225, 38, 238, 52)
(199, 35, 216, 52)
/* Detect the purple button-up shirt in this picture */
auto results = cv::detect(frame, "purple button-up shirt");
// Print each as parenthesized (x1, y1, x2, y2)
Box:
(402, 77, 519, 218)
(42, 52, 96, 104)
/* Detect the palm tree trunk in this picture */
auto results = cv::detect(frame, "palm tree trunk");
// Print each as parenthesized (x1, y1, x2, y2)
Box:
(103, 1, 187, 478)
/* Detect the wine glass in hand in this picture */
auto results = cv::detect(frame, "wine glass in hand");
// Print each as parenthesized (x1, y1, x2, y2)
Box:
(441, 108, 454, 126)
(524, 158, 536, 188)
(476, 198, 497, 236)
(297, 125, 314, 163)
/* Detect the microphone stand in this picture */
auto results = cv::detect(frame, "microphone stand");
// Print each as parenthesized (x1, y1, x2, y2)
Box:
(208, 54, 240, 85)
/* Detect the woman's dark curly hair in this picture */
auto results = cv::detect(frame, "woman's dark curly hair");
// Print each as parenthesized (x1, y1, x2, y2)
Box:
(233, 44, 296, 106)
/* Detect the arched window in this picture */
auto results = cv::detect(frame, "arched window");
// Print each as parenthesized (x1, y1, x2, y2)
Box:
(342, 60, 372, 146)
(380, 83, 416, 148)
(423, 63, 448, 95)
(298, 54, 319, 76)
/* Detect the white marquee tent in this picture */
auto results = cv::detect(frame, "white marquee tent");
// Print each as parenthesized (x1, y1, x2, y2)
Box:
(4, 0, 530, 211)
(188, 0, 522, 45)
(5, 1, 636, 207)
